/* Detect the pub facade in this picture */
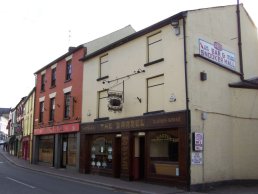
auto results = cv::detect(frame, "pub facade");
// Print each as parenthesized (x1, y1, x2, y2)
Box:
(80, 4, 258, 189)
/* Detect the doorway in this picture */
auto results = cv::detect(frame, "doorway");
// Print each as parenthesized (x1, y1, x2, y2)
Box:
(61, 135, 68, 168)
(139, 136, 145, 180)
(114, 136, 121, 178)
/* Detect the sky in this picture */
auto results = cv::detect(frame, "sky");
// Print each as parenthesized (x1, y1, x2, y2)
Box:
(0, 0, 257, 108)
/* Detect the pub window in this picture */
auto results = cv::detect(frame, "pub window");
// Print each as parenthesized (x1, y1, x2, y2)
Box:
(99, 54, 109, 78)
(49, 97, 55, 122)
(98, 90, 109, 118)
(66, 60, 72, 81)
(147, 32, 162, 63)
(41, 74, 45, 92)
(91, 137, 113, 169)
(147, 75, 164, 112)
(51, 68, 56, 87)
(150, 132, 179, 176)
(64, 92, 71, 119)
(39, 101, 44, 123)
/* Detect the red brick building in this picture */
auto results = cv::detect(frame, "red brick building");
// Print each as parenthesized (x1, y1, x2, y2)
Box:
(33, 46, 85, 169)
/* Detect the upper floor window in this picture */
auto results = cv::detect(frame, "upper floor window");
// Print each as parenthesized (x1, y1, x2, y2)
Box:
(147, 32, 162, 63)
(64, 92, 71, 119)
(66, 60, 72, 81)
(51, 68, 56, 87)
(147, 75, 164, 112)
(99, 54, 109, 78)
(41, 74, 45, 92)
(39, 101, 44, 123)
(98, 90, 109, 118)
(49, 98, 55, 122)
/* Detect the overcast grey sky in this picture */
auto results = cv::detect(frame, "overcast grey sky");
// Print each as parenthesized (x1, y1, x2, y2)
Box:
(0, 0, 257, 108)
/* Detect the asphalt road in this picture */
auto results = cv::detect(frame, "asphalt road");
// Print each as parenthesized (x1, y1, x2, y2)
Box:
(0, 154, 136, 194)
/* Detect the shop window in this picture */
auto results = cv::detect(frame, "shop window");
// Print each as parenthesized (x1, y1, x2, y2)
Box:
(91, 137, 113, 169)
(39, 135, 54, 164)
(150, 132, 179, 176)
(147, 75, 164, 112)
(67, 133, 77, 166)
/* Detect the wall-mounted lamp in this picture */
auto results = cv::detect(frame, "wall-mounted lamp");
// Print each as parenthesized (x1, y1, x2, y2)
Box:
(171, 19, 180, 36)
(87, 110, 91, 117)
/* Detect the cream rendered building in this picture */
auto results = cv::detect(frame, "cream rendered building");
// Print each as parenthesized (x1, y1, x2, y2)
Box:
(23, 88, 35, 162)
(80, 4, 258, 189)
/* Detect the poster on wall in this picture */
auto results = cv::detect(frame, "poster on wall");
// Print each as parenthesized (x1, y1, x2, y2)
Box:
(199, 39, 236, 70)
(192, 132, 204, 151)
(192, 152, 203, 165)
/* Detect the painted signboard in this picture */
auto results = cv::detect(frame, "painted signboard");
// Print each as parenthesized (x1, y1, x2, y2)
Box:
(199, 39, 236, 70)
(192, 132, 204, 151)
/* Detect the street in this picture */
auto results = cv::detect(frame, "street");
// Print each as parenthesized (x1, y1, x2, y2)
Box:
(0, 154, 135, 194)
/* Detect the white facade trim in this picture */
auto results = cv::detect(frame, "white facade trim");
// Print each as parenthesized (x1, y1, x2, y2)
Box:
(63, 86, 72, 93)
(49, 92, 56, 98)
(39, 96, 45, 102)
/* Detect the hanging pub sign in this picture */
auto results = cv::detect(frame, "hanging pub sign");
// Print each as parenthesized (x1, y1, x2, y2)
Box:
(108, 91, 123, 112)
(192, 132, 204, 151)
(199, 39, 236, 70)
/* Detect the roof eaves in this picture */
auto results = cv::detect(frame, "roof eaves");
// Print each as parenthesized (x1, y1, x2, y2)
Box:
(34, 44, 85, 75)
(80, 11, 187, 62)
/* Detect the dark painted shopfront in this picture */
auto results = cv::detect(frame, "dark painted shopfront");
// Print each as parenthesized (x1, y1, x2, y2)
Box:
(80, 111, 189, 187)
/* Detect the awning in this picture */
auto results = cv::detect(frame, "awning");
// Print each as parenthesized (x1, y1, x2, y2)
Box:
(229, 77, 258, 89)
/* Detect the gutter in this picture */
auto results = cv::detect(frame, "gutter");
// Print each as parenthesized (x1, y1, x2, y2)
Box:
(182, 14, 191, 191)
(236, 1, 244, 80)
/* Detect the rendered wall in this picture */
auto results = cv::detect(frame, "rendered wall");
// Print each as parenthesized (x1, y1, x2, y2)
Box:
(82, 25, 186, 122)
(186, 5, 258, 184)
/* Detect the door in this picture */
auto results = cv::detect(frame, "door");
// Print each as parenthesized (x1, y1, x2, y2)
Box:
(139, 136, 145, 180)
(114, 136, 121, 178)
(61, 135, 68, 168)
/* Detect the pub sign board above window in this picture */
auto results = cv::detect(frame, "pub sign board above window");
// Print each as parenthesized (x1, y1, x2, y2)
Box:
(199, 39, 236, 70)
(108, 91, 123, 113)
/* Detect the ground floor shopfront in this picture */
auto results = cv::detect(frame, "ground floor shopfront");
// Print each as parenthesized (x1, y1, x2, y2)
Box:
(33, 122, 80, 170)
(80, 110, 190, 188)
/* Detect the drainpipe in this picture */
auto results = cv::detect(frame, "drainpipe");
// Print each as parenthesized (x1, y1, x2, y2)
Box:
(182, 14, 191, 191)
(236, 0, 244, 80)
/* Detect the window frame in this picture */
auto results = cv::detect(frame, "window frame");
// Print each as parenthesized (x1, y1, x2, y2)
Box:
(97, 90, 108, 119)
(51, 68, 56, 87)
(39, 101, 44, 123)
(49, 97, 55, 122)
(64, 92, 71, 119)
(65, 60, 72, 81)
(41, 74, 45, 92)
(147, 74, 165, 113)
(99, 54, 109, 79)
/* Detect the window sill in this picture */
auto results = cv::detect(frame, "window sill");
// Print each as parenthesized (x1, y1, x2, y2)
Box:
(144, 58, 164, 67)
(50, 85, 56, 89)
(94, 117, 109, 122)
(143, 110, 165, 115)
(64, 117, 70, 120)
(64, 78, 72, 83)
(97, 75, 109, 82)
(40, 90, 45, 93)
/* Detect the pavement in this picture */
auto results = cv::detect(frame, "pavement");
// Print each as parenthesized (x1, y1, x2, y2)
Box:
(1, 149, 258, 194)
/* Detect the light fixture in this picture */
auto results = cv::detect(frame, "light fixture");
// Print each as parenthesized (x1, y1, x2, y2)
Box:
(171, 19, 180, 36)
